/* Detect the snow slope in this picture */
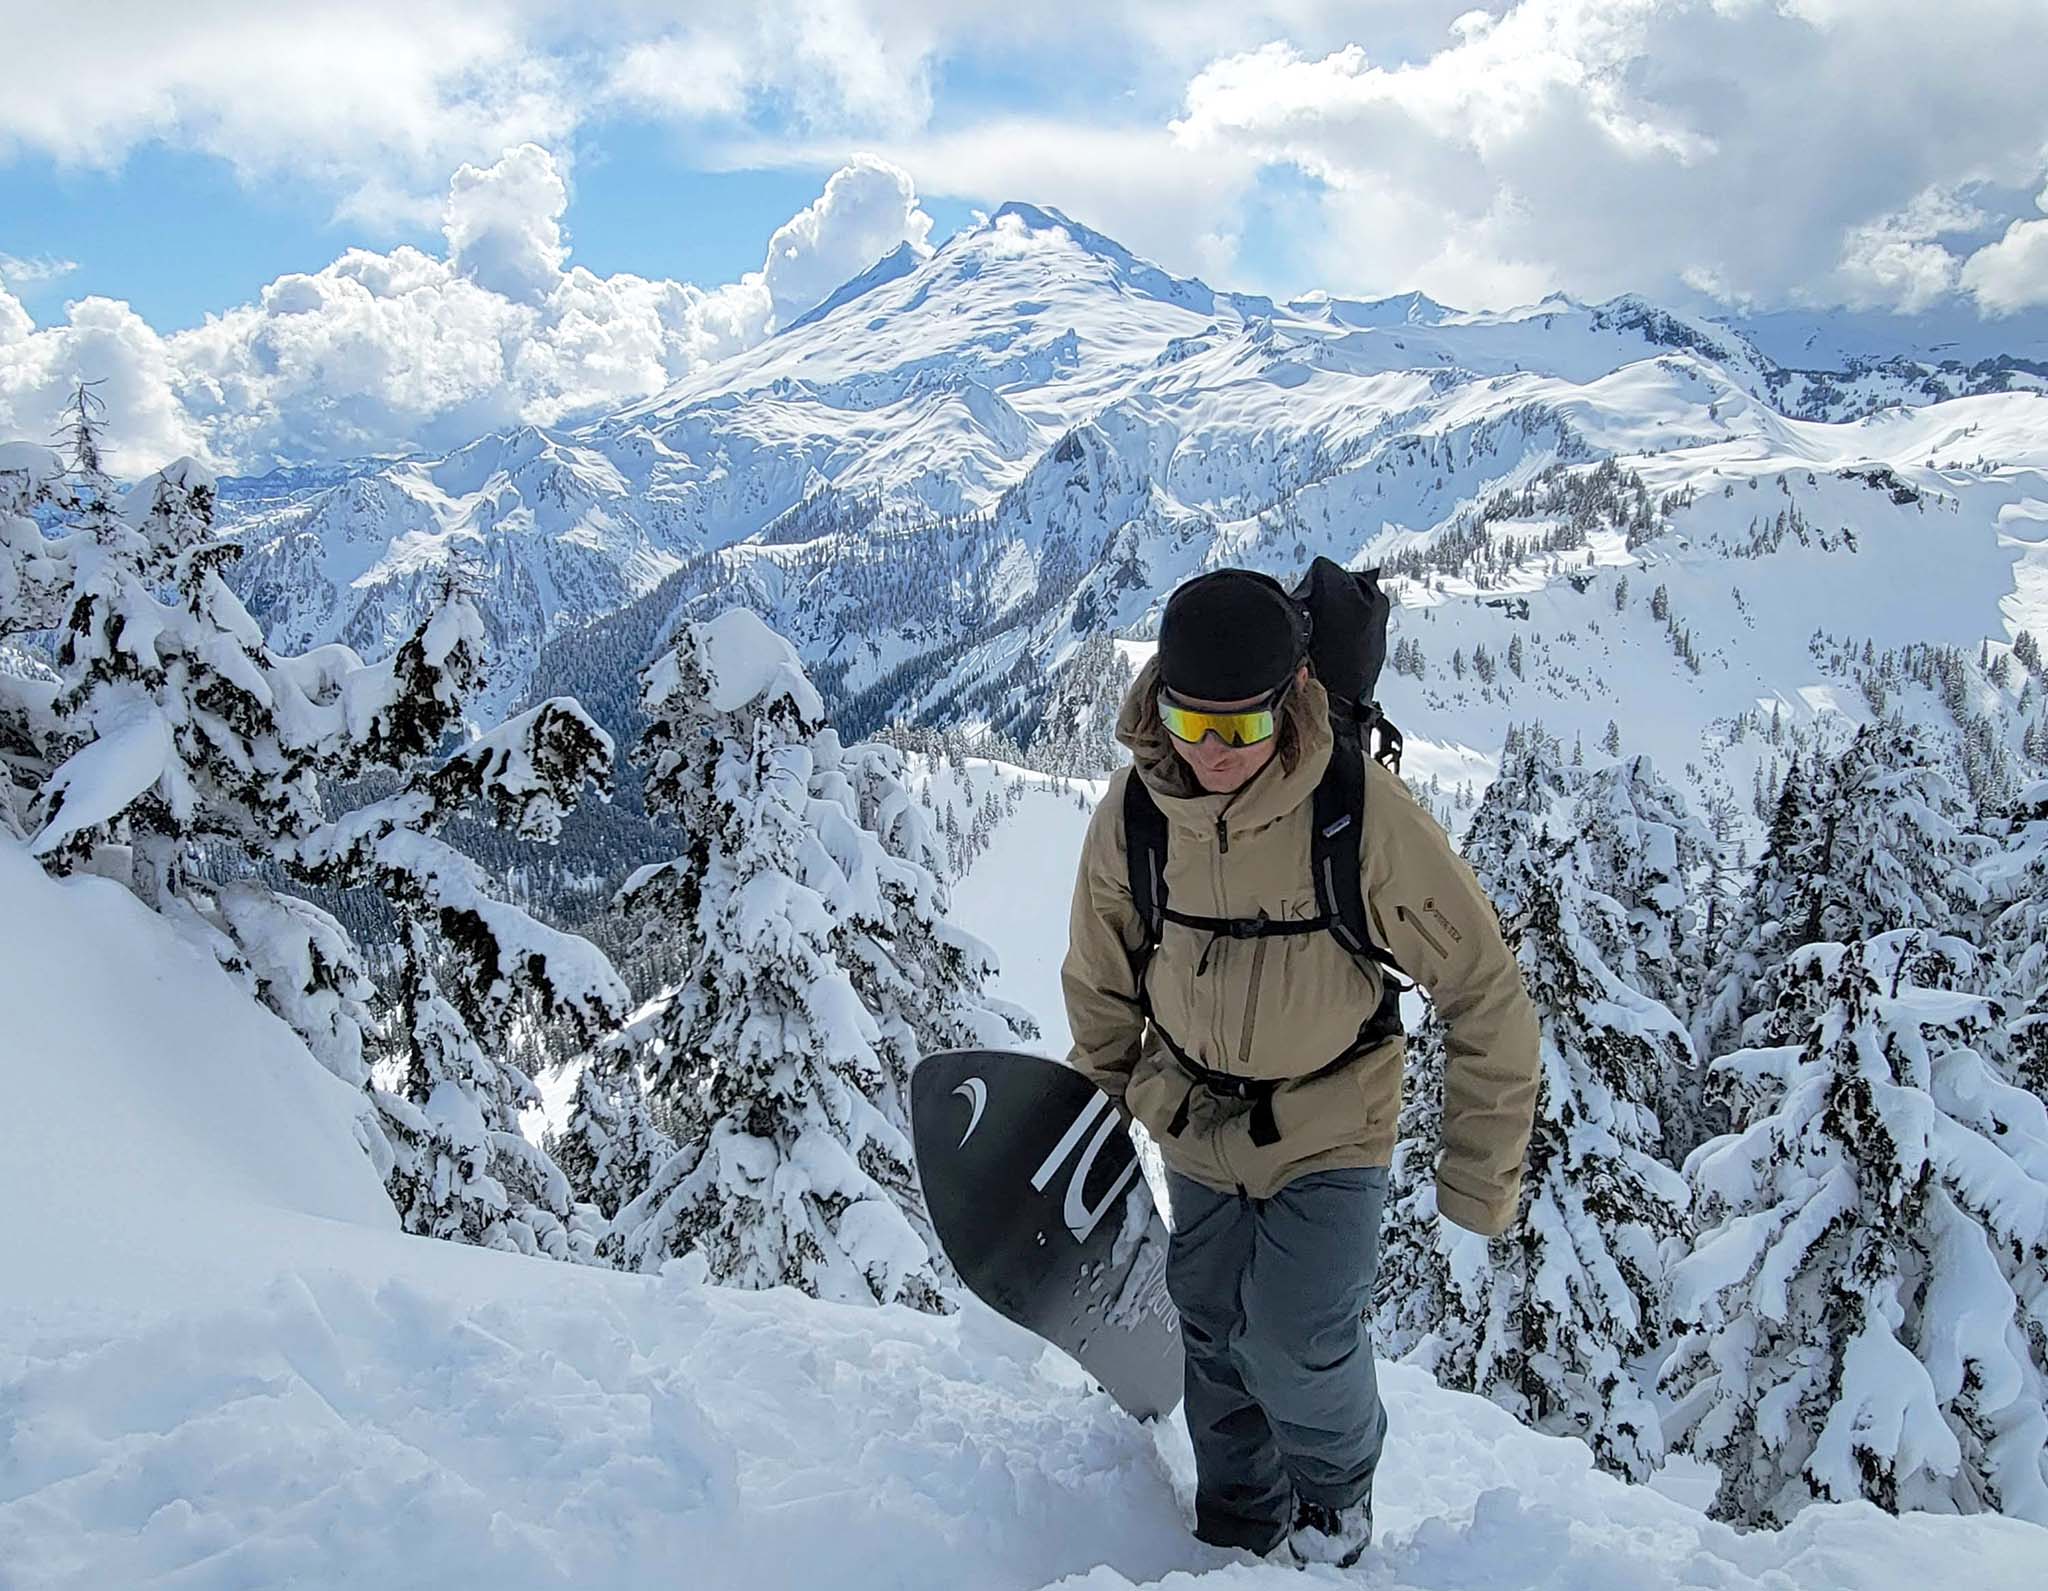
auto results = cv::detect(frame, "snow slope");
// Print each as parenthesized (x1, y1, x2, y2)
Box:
(939, 762, 1103, 1062)
(7, 837, 2048, 1589)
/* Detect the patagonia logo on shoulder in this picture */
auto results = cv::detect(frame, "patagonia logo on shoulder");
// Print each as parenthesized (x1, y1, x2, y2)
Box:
(1320, 814, 1353, 839)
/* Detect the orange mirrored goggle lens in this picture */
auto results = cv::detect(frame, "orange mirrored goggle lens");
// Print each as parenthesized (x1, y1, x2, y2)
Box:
(1158, 694, 1280, 747)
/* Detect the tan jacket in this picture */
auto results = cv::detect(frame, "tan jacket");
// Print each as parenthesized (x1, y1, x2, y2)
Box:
(1061, 659, 1540, 1236)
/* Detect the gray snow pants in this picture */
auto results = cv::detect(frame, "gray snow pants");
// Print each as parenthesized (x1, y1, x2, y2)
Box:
(1165, 1164, 1390, 1553)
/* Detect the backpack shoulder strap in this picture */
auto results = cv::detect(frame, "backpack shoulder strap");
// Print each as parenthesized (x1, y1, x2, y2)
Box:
(1121, 769, 1168, 957)
(1311, 735, 1409, 986)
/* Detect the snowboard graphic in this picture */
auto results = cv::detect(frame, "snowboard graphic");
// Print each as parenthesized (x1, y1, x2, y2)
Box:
(912, 1048, 1183, 1420)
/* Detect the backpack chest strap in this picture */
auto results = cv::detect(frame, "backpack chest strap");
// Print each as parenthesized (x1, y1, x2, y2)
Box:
(1162, 905, 1331, 976)
(1160, 907, 1328, 938)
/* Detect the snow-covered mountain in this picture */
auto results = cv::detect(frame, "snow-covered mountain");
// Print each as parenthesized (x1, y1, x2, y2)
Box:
(216, 202, 2048, 852)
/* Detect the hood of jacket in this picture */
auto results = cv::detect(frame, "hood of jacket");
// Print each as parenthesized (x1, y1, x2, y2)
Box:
(1114, 653, 1334, 839)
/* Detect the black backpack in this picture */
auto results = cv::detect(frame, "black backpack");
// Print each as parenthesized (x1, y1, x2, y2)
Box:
(1121, 558, 1410, 1151)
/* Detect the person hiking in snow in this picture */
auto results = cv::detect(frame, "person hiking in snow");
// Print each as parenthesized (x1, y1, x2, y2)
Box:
(1061, 566, 1540, 1567)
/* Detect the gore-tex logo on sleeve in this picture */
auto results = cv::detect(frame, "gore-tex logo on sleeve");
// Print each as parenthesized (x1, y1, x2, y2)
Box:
(1422, 898, 1463, 942)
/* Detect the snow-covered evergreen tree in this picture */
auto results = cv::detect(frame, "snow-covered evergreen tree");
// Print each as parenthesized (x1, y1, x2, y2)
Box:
(828, 732, 1037, 1125)
(28, 447, 226, 901)
(1982, 774, 2048, 1036)
(603, 608, 1027, 1309)
(1698, 723, 1984, 1067)
(1797, 724, 1985, 953)
(0, 440, 71, 837)
(1374, 1008, 1454, 1359)
(211, 882, 379, 1088)
(1028, 632, 1131, 776)
(1977, 779, 2048, 1099)
(1665, 934, 2048, 1526)
(1574, 754, 1713, 1156)
(1575, 754, 1708, 1018)
(1696, 754, 1829, 1060)
(1379, 729, 1690, 1480)
(553, 1034, 675, 1225)
(289, 693, 631, 1257)
(11, 400, 628, 1259)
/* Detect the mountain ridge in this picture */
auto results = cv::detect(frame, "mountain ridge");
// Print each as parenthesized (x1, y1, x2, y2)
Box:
(208, 205, 2047, 908)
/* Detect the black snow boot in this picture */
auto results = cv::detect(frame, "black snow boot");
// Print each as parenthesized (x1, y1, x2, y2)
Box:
(1287, 1494, 1372, 1568)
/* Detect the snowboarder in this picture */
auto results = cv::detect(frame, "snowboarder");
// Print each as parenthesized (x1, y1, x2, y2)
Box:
(1062, 567, 1540, 1566)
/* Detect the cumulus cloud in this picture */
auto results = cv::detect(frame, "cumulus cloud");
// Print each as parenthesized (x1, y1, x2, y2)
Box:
(761, 158, 936, 323)
(1961, 186, 2048, 315)
(0, 2, 582, 230)
(0, 146, 934, 474)
(0, 289, 204, 468)
(606, 11, 937, 137)
(1832, 188, 1990, 314)
(0, 2, 957, 227)
(609, 33, 754, 122)
(1167, 0, 2048, 313)
(443, 144, 571, 304)
(0, 2, 1502, 267)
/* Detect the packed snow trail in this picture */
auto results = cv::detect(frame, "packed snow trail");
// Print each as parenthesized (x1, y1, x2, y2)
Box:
(4, 842, 2045, 1589)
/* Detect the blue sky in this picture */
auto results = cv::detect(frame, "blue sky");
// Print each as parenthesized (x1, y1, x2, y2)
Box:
(0, 12, 1238, 331)
(0, 136, 983, 333)
(2, 1, 2045, 471)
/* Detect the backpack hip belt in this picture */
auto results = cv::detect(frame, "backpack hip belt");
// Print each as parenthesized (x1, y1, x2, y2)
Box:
(1153, 994, 1404, 1149)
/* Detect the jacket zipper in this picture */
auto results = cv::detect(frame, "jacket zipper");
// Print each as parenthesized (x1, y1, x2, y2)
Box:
(1398, 902, 1450, 960)
(1208, 809, 1230, 1067)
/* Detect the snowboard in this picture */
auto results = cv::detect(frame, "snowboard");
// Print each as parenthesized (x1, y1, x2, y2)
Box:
(911, 1047, 1183, 1420)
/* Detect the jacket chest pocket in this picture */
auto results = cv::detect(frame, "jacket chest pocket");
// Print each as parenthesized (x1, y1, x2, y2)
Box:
(1233, 886, 1317, 1064)
(1237, 935, 1271, 1065)
(1245, 932, 1385, 1077)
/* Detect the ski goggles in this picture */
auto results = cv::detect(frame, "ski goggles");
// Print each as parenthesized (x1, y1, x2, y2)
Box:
(1157, 682, 1290, 747)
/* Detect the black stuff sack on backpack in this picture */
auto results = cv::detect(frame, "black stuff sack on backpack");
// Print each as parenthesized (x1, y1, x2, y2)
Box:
(1291, 556, 1401, 771)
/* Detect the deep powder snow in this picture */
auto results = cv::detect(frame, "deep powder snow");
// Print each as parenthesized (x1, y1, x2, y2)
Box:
(3, 838, 2045, 1589)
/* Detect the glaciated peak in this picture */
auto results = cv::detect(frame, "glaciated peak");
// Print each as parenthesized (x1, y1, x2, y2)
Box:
(967, 202, 1276, 324)
(426, 422, 561, 497)
(781, 241, 924, 337)
(985, 201, 1109, 248)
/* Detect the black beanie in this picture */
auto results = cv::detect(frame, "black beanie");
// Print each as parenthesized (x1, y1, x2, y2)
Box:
(1158, 568, 1306, 702)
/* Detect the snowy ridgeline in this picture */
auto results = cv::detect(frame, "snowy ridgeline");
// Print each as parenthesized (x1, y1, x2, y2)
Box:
(205, 198, 2048, 751)
(5, 841, 2046, 1591)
